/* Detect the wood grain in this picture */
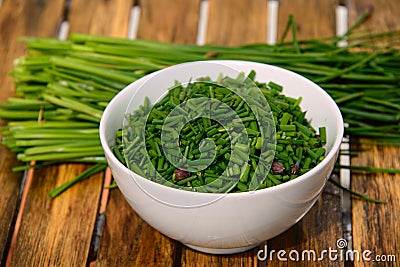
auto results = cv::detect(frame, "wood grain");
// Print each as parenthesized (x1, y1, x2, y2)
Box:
(264, 182, 343, 266)
(0, 0, 398, 266)
(348, 0, 400, 33)
(0, 0, 65, 264)
(207, 0, 268, 45)
(10, 164, 103, 266)
(96, 190, 176, 266)
(66, 0, 139, 266)
(265, 1, 344, 266)
(8, 0, 135, 265)
(351, 142, 400, 267)
(95, 0, 201, 265)
(68, 0, 134, 37)
(347, 2, 400, 266)
(277, 0, 338, 41)
(181, 247, 259, 267)
(0, 146, 20, 266)
(179, 0, 267, 265)
(0, 0, 64, 103)
(137, 0, 201, 44)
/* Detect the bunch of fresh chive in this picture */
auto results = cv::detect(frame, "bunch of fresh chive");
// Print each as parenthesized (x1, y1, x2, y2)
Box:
(113, 72, 326, 193)
(0, 15, 399, 197)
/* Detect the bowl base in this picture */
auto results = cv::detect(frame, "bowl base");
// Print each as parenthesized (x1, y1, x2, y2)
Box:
(184, 242, 261, 255)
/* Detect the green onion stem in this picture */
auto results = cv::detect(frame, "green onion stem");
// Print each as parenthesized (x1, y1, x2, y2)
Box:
(328, 178, 387, 204)
(48, 163, 107, 198)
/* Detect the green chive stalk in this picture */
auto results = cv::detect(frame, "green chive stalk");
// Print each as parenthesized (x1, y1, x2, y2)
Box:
(0, 15, 399, 197)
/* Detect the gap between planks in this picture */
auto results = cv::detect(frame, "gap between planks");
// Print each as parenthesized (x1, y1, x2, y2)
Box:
(5, 162, 36, 267)
(337, 3, 354, 260)
(4, 0, 354, 265)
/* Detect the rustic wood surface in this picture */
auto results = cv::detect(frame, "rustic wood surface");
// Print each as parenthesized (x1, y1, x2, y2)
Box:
(137, 0, 201, 44)
(68, 0, 134, 37)
(277, 0, 338, 41)
(0, 0, 65, 265)
(0, 0, 399, 266)
(348, 2, 400, 267)
(265, 2, 344, 267)
(207, 0, 267, 45)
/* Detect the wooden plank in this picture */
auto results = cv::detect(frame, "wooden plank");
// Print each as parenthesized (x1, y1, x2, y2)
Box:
(137, 0, 201, 44)
(10, 164, 103, 266)
(180, 0, 265, 265)
(351, 144, 400, 266)
(181, 250, 259, 267)
(263, 183, 343, 266)
(207, 0, 267, 45)
(347, 1, 400, 266)
(95, 0, 200, 265)
(8, 0, 135, 265)
(68, 0, 134, 37)
(0, 0, 65, 264)
(265, 1, 344, 266)
(0, 146, 20, 266)
(0, 0, 63, 103)
(180, 0, 342, 265)
(96, 190, 177, 266)
(348, 0, 400, 33)
(277, 0, 338, 41)
(57, 0, 133, 265)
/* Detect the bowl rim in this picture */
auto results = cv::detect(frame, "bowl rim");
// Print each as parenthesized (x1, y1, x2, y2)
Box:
(99, 60, 344, 197)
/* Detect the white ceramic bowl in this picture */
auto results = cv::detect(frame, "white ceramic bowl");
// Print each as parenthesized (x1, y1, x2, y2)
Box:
(99, 60, 344, 254)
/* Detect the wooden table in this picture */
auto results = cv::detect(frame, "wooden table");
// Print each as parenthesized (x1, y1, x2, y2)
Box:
(1, 0, 399, 266)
